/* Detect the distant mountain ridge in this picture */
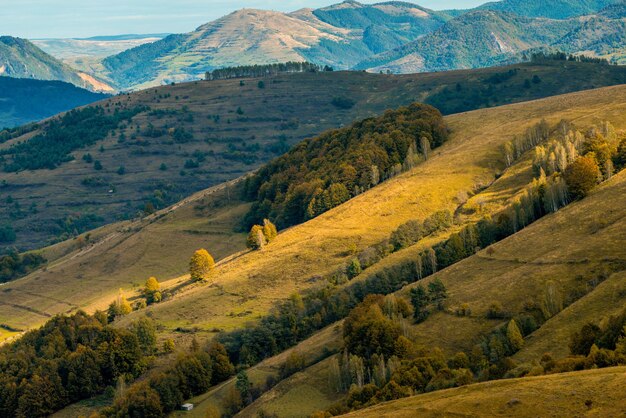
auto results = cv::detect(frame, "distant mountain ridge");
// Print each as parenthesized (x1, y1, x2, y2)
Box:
(356, 4, 626, 73)
(0, 36, 112, 91)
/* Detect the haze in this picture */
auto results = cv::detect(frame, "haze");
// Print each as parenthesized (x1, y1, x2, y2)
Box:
(4, 0, 488, 39)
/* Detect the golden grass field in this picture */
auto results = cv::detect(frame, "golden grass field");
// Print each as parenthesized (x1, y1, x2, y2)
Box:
(344, 366, 626, 417)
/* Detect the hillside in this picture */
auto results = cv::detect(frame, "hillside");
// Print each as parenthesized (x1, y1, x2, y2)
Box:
(357, 6, 626, 73)
(100, 3, 448, 90)
(477, 0, 622, 19)
(346, 367, 626, 417)
(3, 79, 626, 418)
(0, 77, 109, 128)
(0, 36, 112, 91)
(181, 86, 626, 417)
(3, 61, 626, 252)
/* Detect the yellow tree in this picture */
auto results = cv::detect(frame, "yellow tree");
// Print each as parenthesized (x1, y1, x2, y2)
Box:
(262, 219, 278, 242)
(189, 249, 215, 281)
(144, 276, 162, 304)
(247, 225, 266, 250)
(108, 289, 132, 321)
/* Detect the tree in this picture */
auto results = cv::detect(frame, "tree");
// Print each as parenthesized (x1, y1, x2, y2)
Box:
(262, 219, 278, 242)
(208, 342, 235, 384)
(347, 258, 362, 279)
(428, 279, 447, 311)
(108, 289, 132, 322)
(563, 155, 600, 199)
(235, 370, 251, 404)
(112, 381, 163, 418)
(247, 225, 267, 250)
(189, 249, 215, 281)
(129, 318, 157, 354)
(257, 80, 265, 89)
(506, 320, 524, 351)
(410, 285, 430, 323)
(144, 276, 161, 304)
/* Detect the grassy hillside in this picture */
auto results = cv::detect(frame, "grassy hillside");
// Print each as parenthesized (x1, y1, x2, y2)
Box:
(0, 36, 111, 91)
(346, 367, 626, 417)
(3, 61, 626, 252)
(0, 77, 108, 128)
(196, 87, 626, 417)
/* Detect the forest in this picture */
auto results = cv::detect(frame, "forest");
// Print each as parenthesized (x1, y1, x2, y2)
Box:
(242, 102, 449, 228)
(205, 62, 332, 81)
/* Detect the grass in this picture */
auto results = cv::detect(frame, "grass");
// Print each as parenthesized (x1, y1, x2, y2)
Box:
(195, 86, 626, 415)
(345, 366, 626, 417)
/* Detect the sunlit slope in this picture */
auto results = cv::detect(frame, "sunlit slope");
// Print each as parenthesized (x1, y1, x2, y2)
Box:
(236, 170, 626, 418)
(344, 367, 626, 418)
(123, 85, 626, 340)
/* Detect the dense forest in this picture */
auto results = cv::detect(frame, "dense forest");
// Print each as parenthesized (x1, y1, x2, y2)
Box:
(242, 102, 448, 228)
(205, 62, 332, 81)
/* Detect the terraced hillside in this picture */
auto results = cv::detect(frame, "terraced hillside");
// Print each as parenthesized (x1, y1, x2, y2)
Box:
(3, 60, 626, 252)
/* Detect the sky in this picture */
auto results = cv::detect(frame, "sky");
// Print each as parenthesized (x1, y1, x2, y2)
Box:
(1, 0, 489, 39)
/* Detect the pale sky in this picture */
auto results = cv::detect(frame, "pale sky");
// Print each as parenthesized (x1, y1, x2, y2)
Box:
(1, 0, 489, 39)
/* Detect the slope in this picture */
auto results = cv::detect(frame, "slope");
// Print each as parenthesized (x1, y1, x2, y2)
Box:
(4, 60, 626, 252)
(0, 77, 109, 128)
(0, 36, 112, 91)
(345, 367, 626, 417)
(211, 87, 626, 417)
(477, 0, 622, 19)
(358, 6, 626, 73)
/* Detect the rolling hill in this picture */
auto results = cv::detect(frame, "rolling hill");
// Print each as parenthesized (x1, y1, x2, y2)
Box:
(2, 78, 625, 417)
(357, 6, 626, 73)
(0, 36, 113, 91)
(0, 77, 109, 128)
(3, 60, 626, 253)
(182, 88, 626, 418)
(99, 3, 449, 90)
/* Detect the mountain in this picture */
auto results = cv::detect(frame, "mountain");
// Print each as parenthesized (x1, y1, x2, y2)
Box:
(100, 2, 449, 90)
(357, 6, 626, 73)
(0, 36, 113, 92)
(2, 60, 625, 252)
(477, 0, 623, 19)
(0, 77, 108, 128)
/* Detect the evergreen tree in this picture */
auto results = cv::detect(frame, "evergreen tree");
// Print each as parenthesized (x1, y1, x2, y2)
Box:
(410, 285, 430, 323)
(189, 249, 215, 281)
(428, 279, 447, 311)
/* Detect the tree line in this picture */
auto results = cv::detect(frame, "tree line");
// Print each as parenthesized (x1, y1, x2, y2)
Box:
(205, 62, 332, 81)
(241, 102, 449, 229)
(0, 250, 45, 284)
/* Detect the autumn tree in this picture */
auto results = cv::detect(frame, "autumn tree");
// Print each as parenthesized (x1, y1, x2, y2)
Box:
(108, 289, 132, 322)
(563, 155, 600, 199)
(189, 249, 215, 281)
(247, 224, 267, 250)
(506, 320, 524, 351)
(347, 258, 362, 279)
(144, 276, 161, 304)
(262, 219, 278, 242)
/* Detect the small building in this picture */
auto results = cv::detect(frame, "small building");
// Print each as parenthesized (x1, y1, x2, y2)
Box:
(181, 403, 194, 411)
